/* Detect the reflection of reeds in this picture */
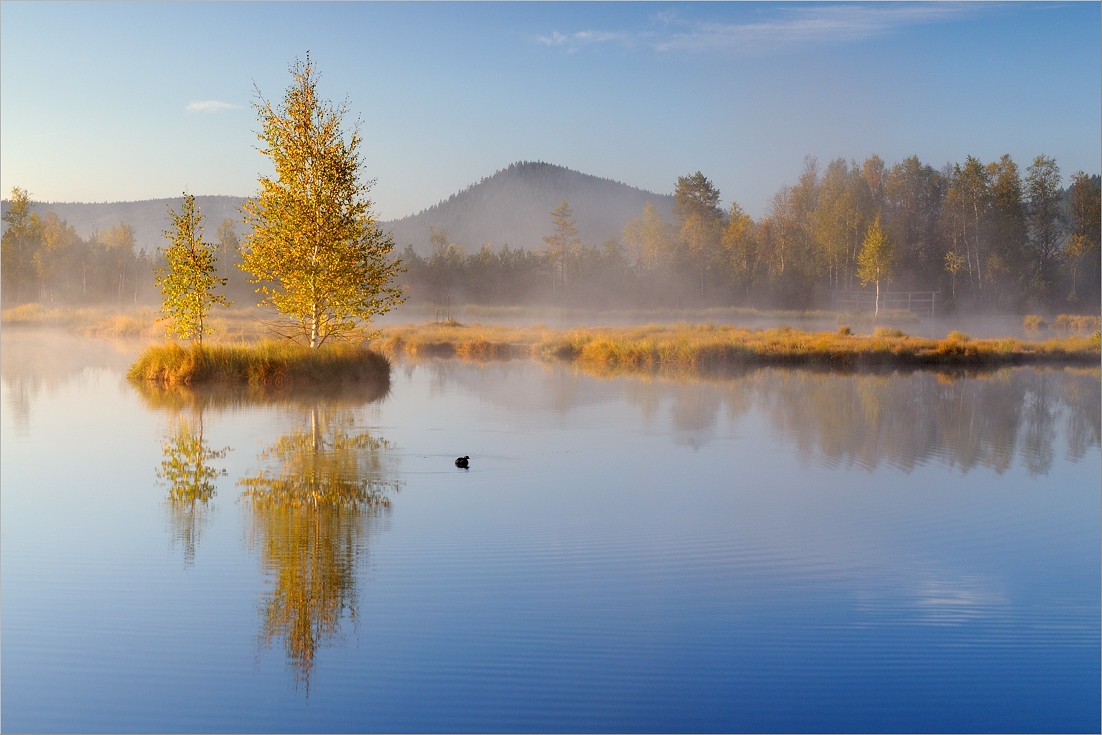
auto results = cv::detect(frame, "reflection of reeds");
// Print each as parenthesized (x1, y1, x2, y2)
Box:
(128, 341, 392, 391)
(374, 322, 1101, 372)
(374, 322, 547, 360)
(132, 374, 391, 412)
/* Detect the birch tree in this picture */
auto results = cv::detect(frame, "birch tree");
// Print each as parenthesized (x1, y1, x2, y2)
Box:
(241, 56, 403, 348)
(857, 214, 894, 316)
(157, 193, 229, 345)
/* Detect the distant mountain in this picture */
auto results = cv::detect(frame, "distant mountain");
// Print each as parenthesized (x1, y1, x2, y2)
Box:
(0, 196, 247, 253)
(383, 162, 674, 254)
(1, 162, 674, 255)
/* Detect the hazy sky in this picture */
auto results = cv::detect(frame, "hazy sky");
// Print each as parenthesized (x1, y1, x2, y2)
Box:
(1, 1, 1099, 219)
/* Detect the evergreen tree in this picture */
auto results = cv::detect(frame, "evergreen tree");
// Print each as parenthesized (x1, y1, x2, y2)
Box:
(1064, 171, 1101, 304)
(1025, 154, 1064, 300)
(543, 201, 579, 295)
(985, 154, 1028, 306)
(673, 172, 724, 295)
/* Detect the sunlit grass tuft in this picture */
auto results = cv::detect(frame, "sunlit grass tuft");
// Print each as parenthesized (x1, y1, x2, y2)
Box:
(371, 321, 1100, 373)
(128, 340, 391, 389)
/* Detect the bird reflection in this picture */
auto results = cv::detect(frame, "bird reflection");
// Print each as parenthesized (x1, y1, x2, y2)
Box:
(239, 405, 399, 691)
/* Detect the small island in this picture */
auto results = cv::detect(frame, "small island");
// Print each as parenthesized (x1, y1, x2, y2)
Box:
(130, 57, 399, 390)
(128, 341, 391, 388)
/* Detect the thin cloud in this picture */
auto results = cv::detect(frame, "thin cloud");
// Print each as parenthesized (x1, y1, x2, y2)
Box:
(656, 4, 979, 52)
(186, 100, 240, 113)
(537, 3, 985, 54)
(536, 29, 631, 49)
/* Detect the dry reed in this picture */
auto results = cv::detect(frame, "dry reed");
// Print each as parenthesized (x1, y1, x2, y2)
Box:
(128, 340, 391, 389)
(372, 321, 1100, 372)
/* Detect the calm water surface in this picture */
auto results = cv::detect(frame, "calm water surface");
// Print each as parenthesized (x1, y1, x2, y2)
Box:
(2, 330, 1099, 733)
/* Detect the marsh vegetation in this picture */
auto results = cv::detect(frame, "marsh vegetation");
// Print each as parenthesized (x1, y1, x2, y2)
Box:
(374, 321, 1100, 373)
(127, 341, 391, 391)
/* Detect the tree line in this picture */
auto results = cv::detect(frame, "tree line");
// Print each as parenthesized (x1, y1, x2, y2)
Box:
(0, 187, 258, 309)
(402, 154, 1100, 313)
(0, 189, 162, 306)
(5, 151, 1099, 316)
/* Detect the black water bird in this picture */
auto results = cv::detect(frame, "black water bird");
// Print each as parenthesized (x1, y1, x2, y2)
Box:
(455, 456, 469, 469)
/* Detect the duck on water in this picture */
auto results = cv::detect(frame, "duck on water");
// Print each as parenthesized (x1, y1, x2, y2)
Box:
(455, 456, 469, 469)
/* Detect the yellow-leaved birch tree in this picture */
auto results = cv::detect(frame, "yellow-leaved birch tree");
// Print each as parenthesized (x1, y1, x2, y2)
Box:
(241, 56, 403, 348)
(857, 214, 895, 316)
(157, 193, 229, 345)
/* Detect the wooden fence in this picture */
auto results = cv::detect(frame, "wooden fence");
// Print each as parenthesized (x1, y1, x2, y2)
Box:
(831, 291, 939, 318)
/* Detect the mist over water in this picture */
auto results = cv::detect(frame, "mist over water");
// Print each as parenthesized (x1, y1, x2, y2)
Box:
(2, 329, 1098, 732)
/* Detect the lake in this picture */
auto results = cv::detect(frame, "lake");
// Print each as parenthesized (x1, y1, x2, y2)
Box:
(2, 329, 1099, 733)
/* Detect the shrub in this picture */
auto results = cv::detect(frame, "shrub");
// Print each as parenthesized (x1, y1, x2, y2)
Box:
(1023, 315, 1047, 332)
(946, 331, 970, 342)
(1054, 315, 1102, 334)
(838, 325, 852, 336)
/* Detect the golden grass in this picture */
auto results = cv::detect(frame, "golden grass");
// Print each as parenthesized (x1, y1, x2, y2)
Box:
(1054, 314, 1102, 334)
(2, 304, 274, 342)
(128, 341, 391, 392)
(1, 304, 162, 336)
(372, 321, 1101, 372)
(373, 322, 549, 360)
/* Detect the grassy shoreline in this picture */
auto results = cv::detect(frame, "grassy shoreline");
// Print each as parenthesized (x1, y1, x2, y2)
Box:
(17, 303, 1100, 384)
(373, 322, 1101, 371)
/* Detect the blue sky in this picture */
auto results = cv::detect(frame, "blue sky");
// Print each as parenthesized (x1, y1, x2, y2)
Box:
(1, 2, 1098, 219)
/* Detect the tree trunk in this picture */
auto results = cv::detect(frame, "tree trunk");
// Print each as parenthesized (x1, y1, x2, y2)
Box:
(310, 307, 319, 349)
(874, 279, 880, 316)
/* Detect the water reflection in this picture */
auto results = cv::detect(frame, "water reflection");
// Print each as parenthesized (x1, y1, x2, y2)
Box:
(240, 405, 400, 690)
(413, 359, 1099, 474)
(749, 368, 1099, 473)
(158, 413, 228, 565)
(0, 330, 139, 434)
(133, 376, 391, 413)
(134, 367, 397, 688)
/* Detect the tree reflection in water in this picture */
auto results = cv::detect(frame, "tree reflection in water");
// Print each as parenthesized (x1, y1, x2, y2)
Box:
(418, 359, 1098, 474)
(158, 413, 228, 565)
(239, 405, 399, 690)
(751, 368, 1100, 474)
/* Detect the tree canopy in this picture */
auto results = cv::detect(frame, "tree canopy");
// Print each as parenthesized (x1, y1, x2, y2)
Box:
(157, 193, 229, 345)
(857, 214, 894, 315)
(543, 201, 579, 293)
(241, 55, 403, 348)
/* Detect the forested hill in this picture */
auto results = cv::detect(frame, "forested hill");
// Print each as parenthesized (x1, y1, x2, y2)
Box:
(383, 162, 675, 254)
(0, 196, 247, 254)
(1, 162, 673, 255)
